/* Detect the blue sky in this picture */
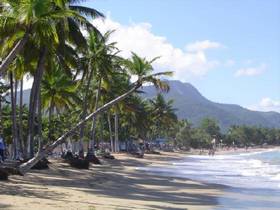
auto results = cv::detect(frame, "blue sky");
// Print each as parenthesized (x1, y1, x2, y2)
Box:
(83, 0, 280, 112)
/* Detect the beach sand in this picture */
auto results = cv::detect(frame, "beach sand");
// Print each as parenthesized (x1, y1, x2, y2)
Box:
(0, 152, 224, 210)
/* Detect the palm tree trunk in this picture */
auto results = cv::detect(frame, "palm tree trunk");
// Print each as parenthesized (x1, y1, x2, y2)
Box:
(10, 72, 18, 159)
(27, 47, 47, 158)
(14, 78, 20, 156)
(37, 90, 42, 151)
(114, 110, 119, 153)
(48, 99, 54, 142)
(0, 32, 29, 75)
(107, 113, 114, 152)
(79, 63, 94, 157)
(19, 79, 25, 157)
(18, 81, 142, 175)
(89, 77, 102, 152)
(0, 95, 2, 136)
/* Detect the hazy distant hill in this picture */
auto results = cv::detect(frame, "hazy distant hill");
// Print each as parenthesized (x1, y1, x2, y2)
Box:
(15, 81, 280, 131)
(142, 80, 280, 131)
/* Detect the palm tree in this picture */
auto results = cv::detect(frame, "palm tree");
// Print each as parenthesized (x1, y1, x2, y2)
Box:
(41, 61, 80, 142)
(11, 56, 26, 156)
(8, 71, 19, 159)
(14, 0, 104, 158)
(0, 0, 104, 75)
(89, 31, 120, 153)
(149, 93, 177, 138)
(79, 30, 118, 156)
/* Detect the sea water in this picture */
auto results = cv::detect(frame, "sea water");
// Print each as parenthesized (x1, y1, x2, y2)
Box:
(137, 149, 280, 209)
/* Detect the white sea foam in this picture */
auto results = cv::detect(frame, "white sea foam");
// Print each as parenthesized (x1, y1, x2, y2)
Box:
(137, 149, 280, 190)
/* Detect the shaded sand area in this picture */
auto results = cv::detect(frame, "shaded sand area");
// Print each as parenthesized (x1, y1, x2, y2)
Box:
(0, 152, 224, 210)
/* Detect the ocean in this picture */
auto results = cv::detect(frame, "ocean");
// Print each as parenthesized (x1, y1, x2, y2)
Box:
(137, 149, 280, 209)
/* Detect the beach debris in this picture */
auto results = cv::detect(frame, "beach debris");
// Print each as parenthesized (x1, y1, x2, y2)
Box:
(31, 158, 50, 170)
(61, 151, 90, 169)
(86, 153, 101, 164)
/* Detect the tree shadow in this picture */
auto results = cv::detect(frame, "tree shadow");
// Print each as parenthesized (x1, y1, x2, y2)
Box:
(0, 157, 222, 209)
(0, 203, 12, 209)
(0, 181, 66, 200)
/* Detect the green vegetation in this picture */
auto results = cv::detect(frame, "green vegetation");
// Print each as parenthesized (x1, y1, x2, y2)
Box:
(174, 118, 280, 149)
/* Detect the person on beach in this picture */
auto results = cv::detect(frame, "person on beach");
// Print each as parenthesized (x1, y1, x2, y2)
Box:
(0, 136, 6, 162)
(232, 141, 237, 150)
(208, 138, 216, 156)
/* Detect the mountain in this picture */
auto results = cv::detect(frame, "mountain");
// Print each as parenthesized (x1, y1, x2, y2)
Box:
(142, 80, 280, 132)
(11, 81, 280, 132)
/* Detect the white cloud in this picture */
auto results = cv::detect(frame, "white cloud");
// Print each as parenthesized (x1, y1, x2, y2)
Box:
(186, 40, 223, 52)
(248, 97, 280, 113)
(92, 16, 222, 81)
(234, 63, 266, 77)
(22, 74, 33, 90)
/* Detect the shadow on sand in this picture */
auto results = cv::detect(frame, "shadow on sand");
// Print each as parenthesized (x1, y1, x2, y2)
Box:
(0, 156, 222, 210)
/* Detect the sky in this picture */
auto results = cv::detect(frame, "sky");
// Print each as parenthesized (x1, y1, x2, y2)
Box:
(82, 0, 280, 112)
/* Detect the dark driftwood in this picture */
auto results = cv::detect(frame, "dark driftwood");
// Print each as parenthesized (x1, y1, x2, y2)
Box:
(102, 153, 115, 159)
(31, 158, 50, 170)
(69, 157, 89, 169)
(145, 150, 161, 155)
(62, 151, 90, 169)
(86, 153, 101, 164)
(130, 151, 144, 158)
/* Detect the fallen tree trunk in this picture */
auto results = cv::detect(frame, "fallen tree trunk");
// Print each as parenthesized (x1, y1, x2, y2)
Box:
(17, 81, 142, 175)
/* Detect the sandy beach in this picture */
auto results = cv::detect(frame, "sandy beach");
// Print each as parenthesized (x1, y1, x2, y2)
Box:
(0, 152, 225, 210)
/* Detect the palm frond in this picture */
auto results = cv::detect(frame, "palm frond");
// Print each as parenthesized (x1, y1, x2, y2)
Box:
(69, 6, 104, 18)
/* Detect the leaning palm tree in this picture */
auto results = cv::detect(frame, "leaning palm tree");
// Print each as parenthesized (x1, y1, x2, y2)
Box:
(15, 53, 173, 175)
(123, 53, 172, 91)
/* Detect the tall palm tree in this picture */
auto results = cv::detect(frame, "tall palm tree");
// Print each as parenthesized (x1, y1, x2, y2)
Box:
(78, 30, 118, 156)
(8, 71, 19, 159)
(89, 31, 120, 153)
(41, 61, 80, 142)
(149, 94, 177, 138)
(15, 0, 104, 158)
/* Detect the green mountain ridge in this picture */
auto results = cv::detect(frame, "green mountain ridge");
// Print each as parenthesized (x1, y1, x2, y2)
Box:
(142, 80, 280, 131)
